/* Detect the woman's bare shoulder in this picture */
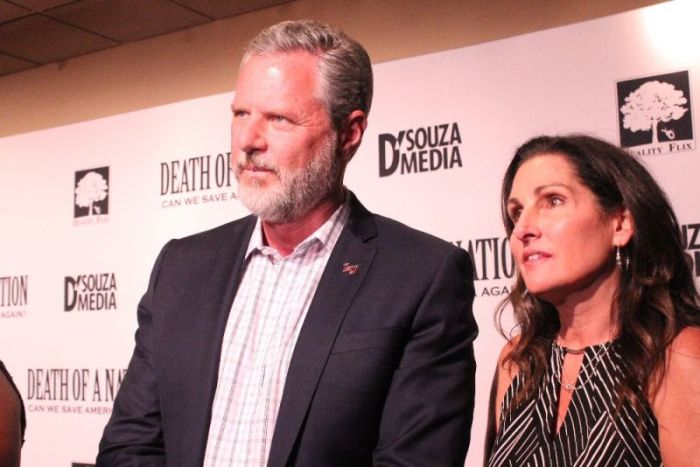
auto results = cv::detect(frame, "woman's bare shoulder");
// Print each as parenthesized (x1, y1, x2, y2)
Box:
(496, 335, 520, 378)
(669, 326, 700, 359)
(653, 327, 700, 464)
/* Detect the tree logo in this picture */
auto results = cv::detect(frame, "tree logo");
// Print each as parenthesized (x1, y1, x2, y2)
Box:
(74, 167, 109, 218)
(617, 71, 694, 153)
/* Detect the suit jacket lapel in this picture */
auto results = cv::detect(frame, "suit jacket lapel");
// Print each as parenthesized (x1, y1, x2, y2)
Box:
(267, 195, 378, 467)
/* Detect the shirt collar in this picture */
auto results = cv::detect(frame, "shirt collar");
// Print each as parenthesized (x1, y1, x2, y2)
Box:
(245, 191, 351, 259)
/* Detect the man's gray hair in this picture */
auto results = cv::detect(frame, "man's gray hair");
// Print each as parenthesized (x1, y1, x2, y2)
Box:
(243, 19, 373, 129)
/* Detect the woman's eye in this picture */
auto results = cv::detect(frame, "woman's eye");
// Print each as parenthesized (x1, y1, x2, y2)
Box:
(546, 195, 564, 208)
(509, 208, 521, 222)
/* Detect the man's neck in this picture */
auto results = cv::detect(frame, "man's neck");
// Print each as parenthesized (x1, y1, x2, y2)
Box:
(261, 194, 345, 257)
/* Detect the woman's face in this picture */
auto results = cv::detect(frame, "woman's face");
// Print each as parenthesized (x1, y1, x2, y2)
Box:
(506, 153, 628, 306)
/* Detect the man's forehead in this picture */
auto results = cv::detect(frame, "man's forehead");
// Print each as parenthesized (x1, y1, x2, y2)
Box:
(239, 50, 321, 72)
(233, 51, 325, 105)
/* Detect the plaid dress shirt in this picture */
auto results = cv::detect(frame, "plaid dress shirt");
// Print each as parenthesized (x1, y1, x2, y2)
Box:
(202, 199, 350, 466)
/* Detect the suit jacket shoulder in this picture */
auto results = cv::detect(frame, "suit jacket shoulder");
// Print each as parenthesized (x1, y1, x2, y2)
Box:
(164, 215, 256, 257)
(372, 213, 458, 251)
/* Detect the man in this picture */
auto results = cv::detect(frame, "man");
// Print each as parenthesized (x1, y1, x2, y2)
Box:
(0, 361, 24, 467)
(98, 20, 477, 467)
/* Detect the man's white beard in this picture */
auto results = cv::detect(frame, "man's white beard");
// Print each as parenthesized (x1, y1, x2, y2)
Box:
(235, 136, 340, 223)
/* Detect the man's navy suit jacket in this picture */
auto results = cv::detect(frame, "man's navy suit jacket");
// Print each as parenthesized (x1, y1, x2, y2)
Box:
(97, 195, 478, 466)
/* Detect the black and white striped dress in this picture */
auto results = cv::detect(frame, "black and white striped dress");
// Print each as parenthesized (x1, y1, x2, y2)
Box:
(488, 341, 661, 466)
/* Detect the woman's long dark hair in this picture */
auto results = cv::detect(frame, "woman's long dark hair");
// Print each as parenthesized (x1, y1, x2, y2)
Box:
(497, 134, 700, 413)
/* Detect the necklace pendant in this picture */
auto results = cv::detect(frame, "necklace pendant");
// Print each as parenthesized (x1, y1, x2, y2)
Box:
(562, 381, 576, 392)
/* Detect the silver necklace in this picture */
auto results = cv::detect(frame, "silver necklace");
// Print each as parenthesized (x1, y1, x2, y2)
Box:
(560, 345, 585, 356)
(554, 341, 613, 392)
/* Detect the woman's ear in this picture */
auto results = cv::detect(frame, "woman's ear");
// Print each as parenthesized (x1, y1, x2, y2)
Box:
(612, 207, 634, 247)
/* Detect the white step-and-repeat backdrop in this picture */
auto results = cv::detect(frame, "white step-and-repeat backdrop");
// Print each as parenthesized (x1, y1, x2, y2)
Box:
(1, 2, 698, 465)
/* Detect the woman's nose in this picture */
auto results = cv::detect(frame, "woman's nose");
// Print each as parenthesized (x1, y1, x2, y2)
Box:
(512, 207, 539, 242)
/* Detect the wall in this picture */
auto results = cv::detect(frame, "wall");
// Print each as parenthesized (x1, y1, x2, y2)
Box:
(0, 0, 663, 138)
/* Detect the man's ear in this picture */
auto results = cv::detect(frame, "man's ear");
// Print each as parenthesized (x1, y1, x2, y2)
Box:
(338, 110, 367, 163)
(612, 207, 634, 248)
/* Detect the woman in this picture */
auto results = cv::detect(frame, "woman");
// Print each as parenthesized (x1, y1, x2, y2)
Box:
(486, 135, 700, 466)
(0, 360, 25, 467)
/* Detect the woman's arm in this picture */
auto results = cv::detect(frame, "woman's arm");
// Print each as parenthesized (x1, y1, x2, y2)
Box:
(484, 340, 519, 465)
(653, 326, 700, 466)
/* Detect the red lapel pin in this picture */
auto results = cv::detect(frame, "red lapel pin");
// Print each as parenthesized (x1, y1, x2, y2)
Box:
(342, 262, 359, 275)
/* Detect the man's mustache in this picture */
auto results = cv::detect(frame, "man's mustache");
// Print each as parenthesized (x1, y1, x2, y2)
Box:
(235, 153, 278, 174)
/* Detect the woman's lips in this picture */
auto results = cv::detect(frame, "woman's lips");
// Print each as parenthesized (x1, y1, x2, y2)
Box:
(522, 250, 551, 264)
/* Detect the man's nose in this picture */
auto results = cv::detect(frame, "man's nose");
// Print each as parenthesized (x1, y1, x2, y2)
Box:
(234, 116, 267, 155)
